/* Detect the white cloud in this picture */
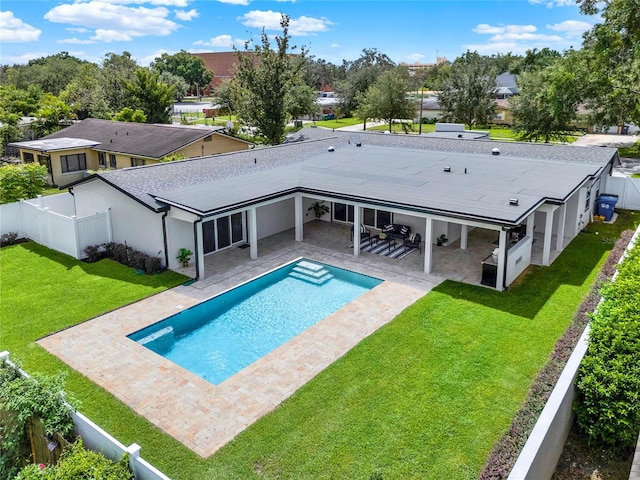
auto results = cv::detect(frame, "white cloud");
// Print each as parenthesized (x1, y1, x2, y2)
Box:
(1, 51, 49, 65)
(0, 11, 42, 42)
(67, 27, 88, 33)
(44, 2, 181, 42)
(529, 0, 575, 7)
(139, 49, 172, 66)
(194, 34, 245, 48)
(547, 20, 592, 38)
(218, 0, 250, 5)
(407, 53, 425, 62)
(103, 0, 190, 6)
(469, 22, 579, 55)
(473, 24, 537, 35)
(331, 43, 340, 48)
(239, 10, 333, 36)
(58, 37, 97, 44)
(175, 9, 198, 21)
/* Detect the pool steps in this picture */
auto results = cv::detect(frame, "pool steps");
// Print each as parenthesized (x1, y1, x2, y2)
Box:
(289, 260, 334, 285)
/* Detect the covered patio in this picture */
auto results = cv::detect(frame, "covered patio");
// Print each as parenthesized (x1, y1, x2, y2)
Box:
(176, 220, 549, 296)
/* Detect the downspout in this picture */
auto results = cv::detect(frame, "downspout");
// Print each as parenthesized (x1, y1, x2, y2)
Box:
(161, 209, 169, 269)
(193, 216, 203, 280)
(66, 187, 77, 216)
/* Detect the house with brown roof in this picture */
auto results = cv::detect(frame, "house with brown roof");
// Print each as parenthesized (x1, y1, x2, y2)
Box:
(9, 118, 252, 187)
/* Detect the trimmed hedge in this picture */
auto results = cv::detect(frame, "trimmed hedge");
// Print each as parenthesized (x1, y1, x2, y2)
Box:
(480, 230, 635, 479)
(575, 239, 640, 450)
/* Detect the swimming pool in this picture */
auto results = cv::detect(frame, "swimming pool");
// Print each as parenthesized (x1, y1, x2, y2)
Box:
(129, 259, 382, 385)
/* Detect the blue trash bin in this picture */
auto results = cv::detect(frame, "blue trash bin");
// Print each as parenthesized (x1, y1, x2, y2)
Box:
(597, 194, 619, 221)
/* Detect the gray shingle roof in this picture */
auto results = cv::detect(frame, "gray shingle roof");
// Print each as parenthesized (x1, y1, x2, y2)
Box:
(42, 118, 225, 159)
(76, 127, 617, 226)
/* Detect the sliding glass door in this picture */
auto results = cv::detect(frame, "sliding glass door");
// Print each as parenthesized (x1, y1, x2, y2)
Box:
(202, 212, 245, 254)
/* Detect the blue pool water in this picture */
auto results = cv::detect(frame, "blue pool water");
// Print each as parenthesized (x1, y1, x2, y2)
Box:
(128, 259, 382, 385)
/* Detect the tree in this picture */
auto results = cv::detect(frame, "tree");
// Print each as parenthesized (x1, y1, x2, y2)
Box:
(32, 93, 73, 137)
(335, 48, 395, 117)
(0, 85, 43, 116)
(100, 52, 138, 113)
(510, 48, 561, 75)
(60, 63, 110, 120)
(285, 82, 319, 122)
(510, 56, 582, 143)
(127, 69, 175, 124)
(232, 14, 307, 145)
(0, 163, 48, 203)
(576, 0, 640, 130)
(438, 51, 497, 128)
(302, 56, 341, 90)
(0, 112, 23, 154)
(6, 52, 88, 96)
(151, 50, 213, 97)
(212, 80, 236, 118)
(355, 67, 416, 132)
(113, 107, 147, 123)
(158, 71, 189, 101)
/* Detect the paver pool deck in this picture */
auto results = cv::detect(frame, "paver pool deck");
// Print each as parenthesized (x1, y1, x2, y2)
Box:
(39, 244, 435, 457)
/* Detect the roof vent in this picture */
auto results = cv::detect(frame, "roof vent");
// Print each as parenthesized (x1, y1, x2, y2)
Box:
(492, 148, 500, 155)
(509, 198, 519, 206)
(443, 166, 451, 172)
(328, 146, 335, 152)
(457, 134, 463, 138)
(356, 142, 362, 147)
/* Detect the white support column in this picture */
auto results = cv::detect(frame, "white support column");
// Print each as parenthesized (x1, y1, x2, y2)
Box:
(352, 204, 361, 256)
(542, 209, 554, 266)
(294, 195, 303, 242)
(196, 221, 205, 279)
(526, 213, 535, 238)
(495, 229, 507, 291)
(424, 217, 433, 273)
(556, 203, 567, 252)
(248, 207, 258, 260)
(460, 224, 468, 250)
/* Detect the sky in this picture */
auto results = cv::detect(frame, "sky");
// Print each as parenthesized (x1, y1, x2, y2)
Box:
(0, 0, 598, 67)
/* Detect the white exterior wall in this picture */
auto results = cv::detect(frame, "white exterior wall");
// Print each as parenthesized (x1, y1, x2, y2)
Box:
(166, 217, 197, 270)
(506, 237, 533, 285)
(256, 198, 295, 239)
(73, 182, 164, 261)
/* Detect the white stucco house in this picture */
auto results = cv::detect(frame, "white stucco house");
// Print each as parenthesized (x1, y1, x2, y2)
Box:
(63, 127, 618, 290)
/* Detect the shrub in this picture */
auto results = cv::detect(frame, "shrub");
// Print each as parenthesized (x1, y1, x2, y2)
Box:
(85, 242, 163, 274)
(0, 232, 20, 247)
(0, 360, 78, 479)
(15, 439, 133, 480)
(575, 241, 640, 450)
(83, 244, 104, 263)
(0, 163, 48, 204)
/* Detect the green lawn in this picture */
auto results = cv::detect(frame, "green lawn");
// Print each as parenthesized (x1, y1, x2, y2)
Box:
(1, 211, 638, 479)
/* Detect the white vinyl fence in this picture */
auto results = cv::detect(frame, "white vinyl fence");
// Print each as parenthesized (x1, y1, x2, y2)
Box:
(508, 224, 640, 480)
(0, 352, 171, 480)
(604, 176, 640, 210)
(0, 194, 111, 259)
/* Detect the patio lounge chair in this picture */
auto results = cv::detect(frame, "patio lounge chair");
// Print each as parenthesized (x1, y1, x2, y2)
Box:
(403, 233, 422, 253)
(351, 224, 371, 244)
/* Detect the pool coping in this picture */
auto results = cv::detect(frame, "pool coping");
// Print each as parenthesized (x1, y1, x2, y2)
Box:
(38, 257, 429, 457)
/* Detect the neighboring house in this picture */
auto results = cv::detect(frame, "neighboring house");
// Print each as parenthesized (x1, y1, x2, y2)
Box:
(8, 118, 252, 187)
(63, 127, 617, 291)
